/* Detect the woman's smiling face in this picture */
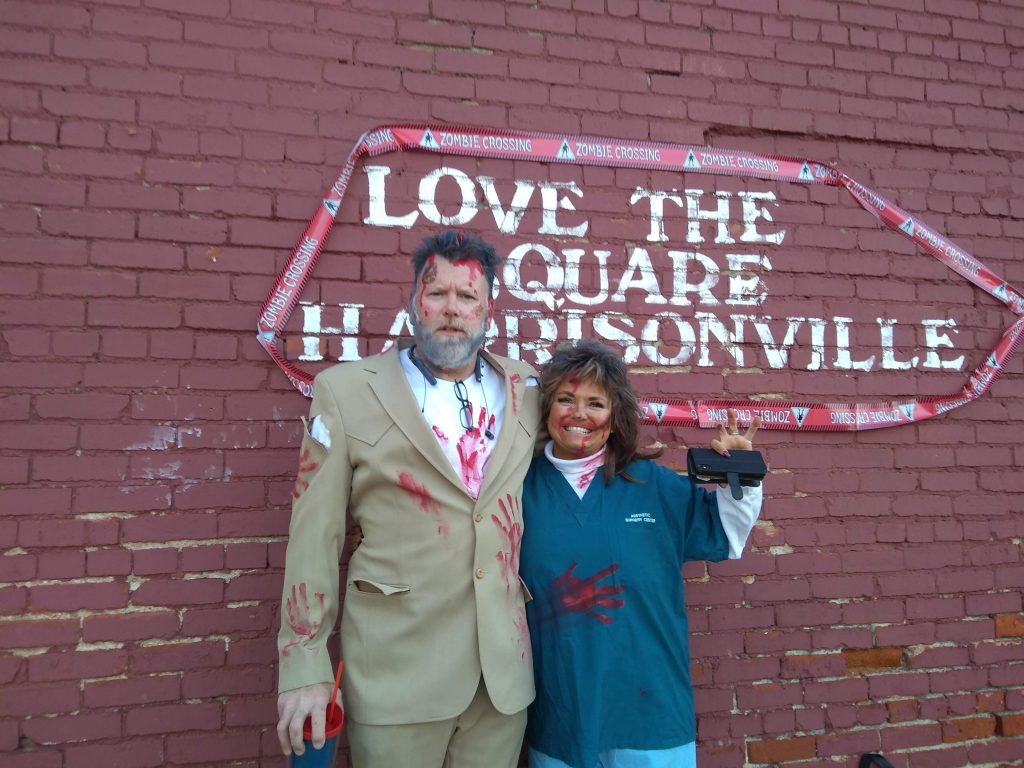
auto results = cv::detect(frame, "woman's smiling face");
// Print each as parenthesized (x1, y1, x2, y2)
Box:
(546, 377, 613, 460)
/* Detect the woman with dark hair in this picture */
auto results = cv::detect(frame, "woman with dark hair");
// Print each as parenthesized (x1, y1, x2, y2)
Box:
(519, 339, 762, 768)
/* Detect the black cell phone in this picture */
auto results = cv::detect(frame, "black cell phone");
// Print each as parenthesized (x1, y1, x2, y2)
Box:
(686, 448, 767, 501)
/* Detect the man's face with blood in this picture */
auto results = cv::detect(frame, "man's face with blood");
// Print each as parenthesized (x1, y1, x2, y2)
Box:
(411, 255, 491, 371)
(547, 377, 613, 460)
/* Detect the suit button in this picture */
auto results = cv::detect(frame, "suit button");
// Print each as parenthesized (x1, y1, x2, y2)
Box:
(474, 513, 483, 523)
(475, 568, 485, 579)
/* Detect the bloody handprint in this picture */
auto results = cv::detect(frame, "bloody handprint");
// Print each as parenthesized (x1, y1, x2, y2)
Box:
(281, 582, 325, 657)
(456, 404, 494, 500)
(292, 448, 319, 500)
(493, 494, 523, 592)
(550, 562, 625, 625)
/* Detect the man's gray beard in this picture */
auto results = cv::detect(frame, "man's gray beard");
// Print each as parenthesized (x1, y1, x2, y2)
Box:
(412, 319, 487, 372)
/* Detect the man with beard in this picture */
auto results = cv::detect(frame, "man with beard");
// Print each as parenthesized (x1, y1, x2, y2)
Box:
(276, 231, 540, 768)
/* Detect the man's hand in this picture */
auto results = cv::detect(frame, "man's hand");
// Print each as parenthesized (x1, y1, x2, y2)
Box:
(276, 682, 340, 756)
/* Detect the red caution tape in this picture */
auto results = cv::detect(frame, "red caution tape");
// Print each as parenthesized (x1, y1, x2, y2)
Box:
(257, 125, 1024, 430)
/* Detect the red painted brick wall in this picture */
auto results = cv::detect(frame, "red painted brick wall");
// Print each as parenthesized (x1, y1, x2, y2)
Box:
(2, 1, 1022, 767)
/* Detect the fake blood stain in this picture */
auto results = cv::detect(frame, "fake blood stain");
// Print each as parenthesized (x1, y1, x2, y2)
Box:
(514, 606, 531, 662)
(292, 448, 319, 499)
(508, 373, 522, 414)
(281, 582, 324, 657)
(577, 452, 604, 491)
(456, 405, 494, 500)
(453, 257, 484, 285)
(417, 256, 437, 315)
(555, 417, 610, 458)
(397, 471, 449, 537)
(492, 494, 523, 592)
(550, 562, 625, 624)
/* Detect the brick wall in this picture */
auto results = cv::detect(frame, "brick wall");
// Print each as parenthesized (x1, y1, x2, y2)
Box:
(2, 1, 1022, 766)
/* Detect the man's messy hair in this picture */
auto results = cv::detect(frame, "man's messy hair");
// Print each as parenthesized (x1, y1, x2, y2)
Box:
(410, 230, 501, 290)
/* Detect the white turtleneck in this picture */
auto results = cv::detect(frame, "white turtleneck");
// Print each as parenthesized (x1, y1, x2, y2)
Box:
(543, 442, 607, 499)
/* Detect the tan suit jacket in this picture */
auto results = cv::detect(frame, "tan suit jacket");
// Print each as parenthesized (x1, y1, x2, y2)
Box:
(277, 342, 539, 725)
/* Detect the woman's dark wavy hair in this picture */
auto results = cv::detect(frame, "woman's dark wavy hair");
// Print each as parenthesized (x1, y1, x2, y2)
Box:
(540, 339, 662, 484)
(410, 230, 501, 290)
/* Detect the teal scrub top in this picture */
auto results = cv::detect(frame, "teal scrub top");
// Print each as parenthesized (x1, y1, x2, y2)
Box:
(520, 456, 729, 768)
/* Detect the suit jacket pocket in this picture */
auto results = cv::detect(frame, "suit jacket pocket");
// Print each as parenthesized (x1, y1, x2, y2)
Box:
(349, 578, 410, 596)
(344, 410, 392, 447)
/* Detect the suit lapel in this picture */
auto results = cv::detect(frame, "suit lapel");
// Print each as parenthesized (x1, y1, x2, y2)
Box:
(365, 345, 466, 493)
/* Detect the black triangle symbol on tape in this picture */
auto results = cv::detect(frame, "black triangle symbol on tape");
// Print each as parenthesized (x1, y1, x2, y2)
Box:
(684, 150, 701, 170)
(798, 162, 814, 181)
(421, 129, 440, 149)
(557, 138, 575, 160)
(322, 199, 339, 216)
(650, 402, 667, 423)
(899, 403, 916, 420)
(790, 406, 809, 426)
(899, 217, 915, 236)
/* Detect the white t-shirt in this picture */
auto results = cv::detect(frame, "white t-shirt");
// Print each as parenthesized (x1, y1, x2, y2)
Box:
(400, 348, 507, 500)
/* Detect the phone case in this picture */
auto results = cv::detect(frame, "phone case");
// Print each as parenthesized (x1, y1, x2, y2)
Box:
(686, 448, 767, 500)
